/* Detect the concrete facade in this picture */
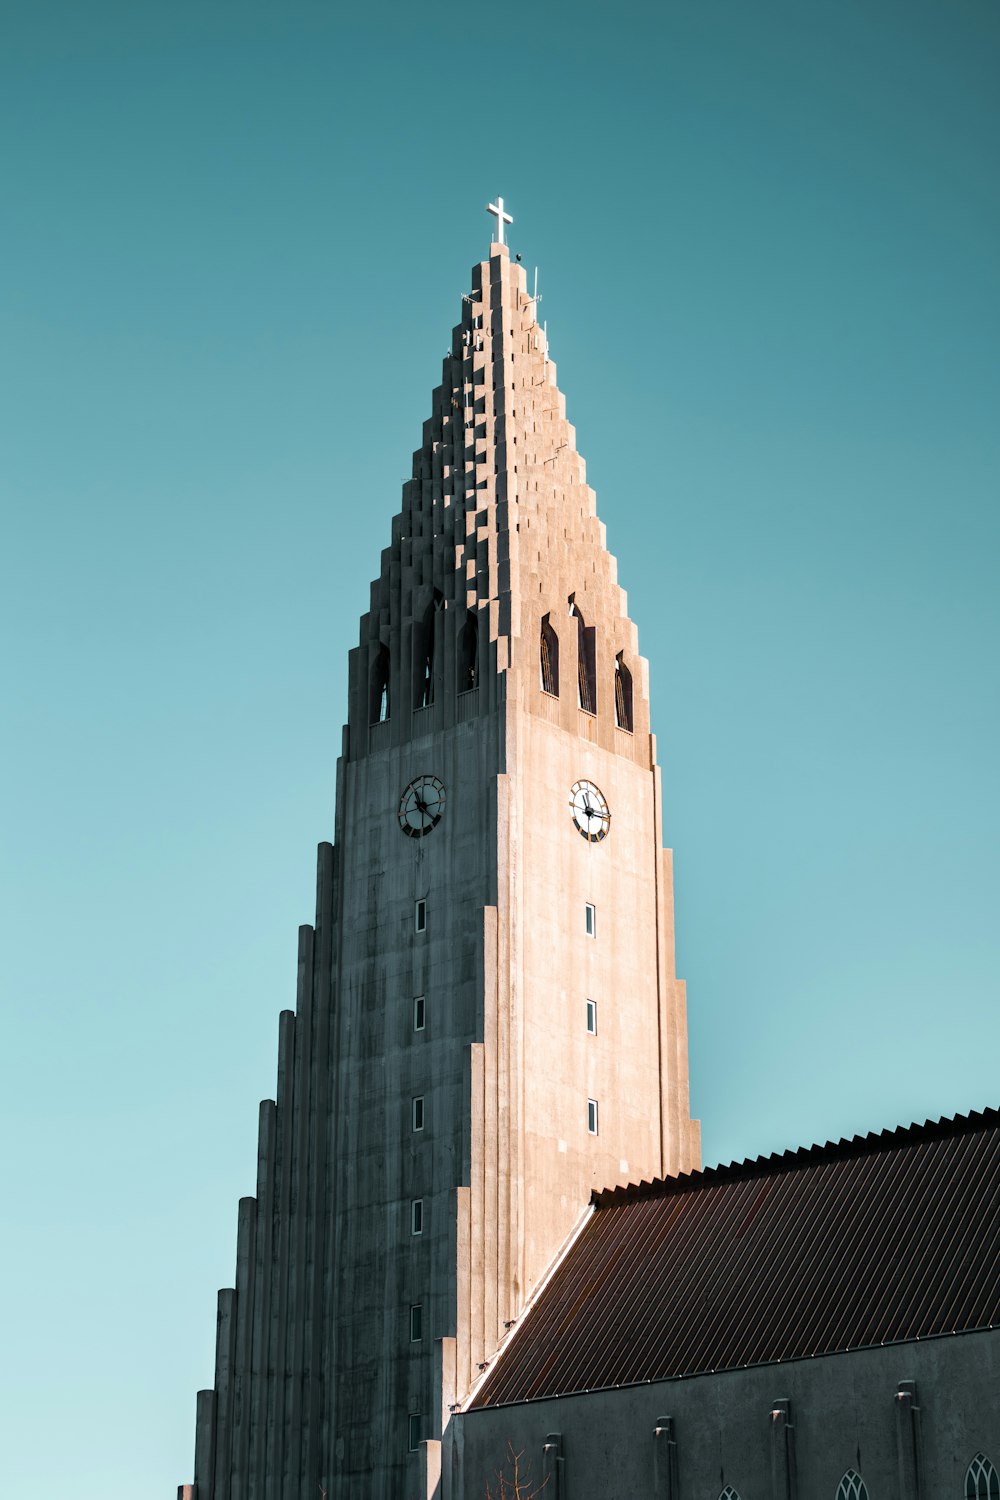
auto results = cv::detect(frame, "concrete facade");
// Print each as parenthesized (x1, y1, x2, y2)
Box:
(450, 1330, 1000, 1500)
(183, 241, 699, 1500)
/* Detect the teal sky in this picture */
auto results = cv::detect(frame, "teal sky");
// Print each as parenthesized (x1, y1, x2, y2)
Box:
(3, 2, 998, 1495)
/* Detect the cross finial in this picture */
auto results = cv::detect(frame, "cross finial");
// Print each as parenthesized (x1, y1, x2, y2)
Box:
(486, 196, 513, 246)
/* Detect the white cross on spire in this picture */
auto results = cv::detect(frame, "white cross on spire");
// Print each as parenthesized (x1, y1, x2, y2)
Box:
(487, 196, 513, 246)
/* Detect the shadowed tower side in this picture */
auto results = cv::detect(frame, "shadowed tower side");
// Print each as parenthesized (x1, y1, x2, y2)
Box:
(182, 215, 699, 1500)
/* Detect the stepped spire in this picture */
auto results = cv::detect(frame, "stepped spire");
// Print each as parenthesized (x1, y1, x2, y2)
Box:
(349, 238, 651, 764)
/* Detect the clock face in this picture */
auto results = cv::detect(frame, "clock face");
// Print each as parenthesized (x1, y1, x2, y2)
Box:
(570, 779, 611, 843)
(398, 775, 446, 838)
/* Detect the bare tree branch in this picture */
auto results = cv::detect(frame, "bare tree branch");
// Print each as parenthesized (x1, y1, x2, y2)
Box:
(485, 1442, 549, 1499)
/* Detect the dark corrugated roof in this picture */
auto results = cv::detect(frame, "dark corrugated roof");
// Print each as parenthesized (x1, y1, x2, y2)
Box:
(471, 1107, 1000, 1407)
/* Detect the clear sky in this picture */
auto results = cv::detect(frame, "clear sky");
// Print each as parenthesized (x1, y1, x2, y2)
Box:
(2, 1, 998, 1495)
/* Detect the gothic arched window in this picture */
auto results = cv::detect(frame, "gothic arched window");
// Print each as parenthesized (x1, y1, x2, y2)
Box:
(967, 1455, 1000, 1500)
(540, 614, 559, 697)
(458, 610, 478, 693)
(369, 642, 390, 724)
(570, 597, 596, 714)
(720, 1488, 742, 1500)
(836, 1471, 869, 1500)
(415, 591, 443, 710)
(614, 651, 633, 732)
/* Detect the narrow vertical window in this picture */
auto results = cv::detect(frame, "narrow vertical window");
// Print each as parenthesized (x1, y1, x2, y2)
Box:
(585, 903, 596, 937)
(614, 651, 633, 732)
(416, 603, 434, 709)
(458, 610, 479, 693)
(414, 591, 443, 710)
(540, 613, 559, 696)
(413, 995, 425, 1032)
(587, 1098, 599, 1135)
(569, 596, 596, 714)
(586, 999, 597, 1034)
(410, 1199, 423, 1235)
(415, 900, 426, 933)
(412, 1097, 424, 1132)
(967, 1456, 1000, 1500)
(409, 1304, 423, 1342)
(369, 642, 390, 724)
(407, 1412, 423, 1451)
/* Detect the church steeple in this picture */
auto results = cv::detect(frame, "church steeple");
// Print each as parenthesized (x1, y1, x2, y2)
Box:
(184, 215, 699, 1500)
(349, 229, 651, 768)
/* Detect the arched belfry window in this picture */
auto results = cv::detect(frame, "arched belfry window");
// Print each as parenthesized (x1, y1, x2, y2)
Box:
(540, 613, 559, 697)
(614, 651, 633, 732)
(569, 596, 596, 715)
(836, 1471, 869, 1500)
(369, 642, 390, 724)
(415, 591, 443, 710)
(967, 1455, 1000, 1499)
(458, 610, 478, 693)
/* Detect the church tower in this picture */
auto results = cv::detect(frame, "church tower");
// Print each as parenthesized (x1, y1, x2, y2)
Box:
(183, 209, 700, 1500)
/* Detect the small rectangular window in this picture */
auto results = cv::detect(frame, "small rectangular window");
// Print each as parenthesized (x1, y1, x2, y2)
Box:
(412, 1096, 424, 1132)
(413, 995, 425, 1032)
(411, 1198, 423, 1235)
(586, 999, 597, 1035)
(588, 1098, 599, 1135)
(585, 903, 596, 937)
(415, 899, 426, 933)
(409, 1303, 423, 1342)
(408, 1412, 423, 1451)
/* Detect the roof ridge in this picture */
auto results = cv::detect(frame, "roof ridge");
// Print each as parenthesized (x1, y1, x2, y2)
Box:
(592, 1104, 1000, 1207)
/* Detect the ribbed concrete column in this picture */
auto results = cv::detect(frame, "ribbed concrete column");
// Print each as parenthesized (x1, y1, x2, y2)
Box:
(264, 1010, 296, 1498)
(425, 1438, 442, 1499)
(230, 1196, 258, 1499)
(283, 923, 314, 1494)
(193, 1389, 216, 1500)
(248, 1100, 276, 1498)
(212, 1288, 236, 1500)
(305, 842, 335, 1492)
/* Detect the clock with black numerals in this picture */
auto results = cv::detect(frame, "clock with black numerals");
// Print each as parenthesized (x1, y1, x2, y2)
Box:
(570, 779, 611, 842)
(398, 775, 446, 838)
